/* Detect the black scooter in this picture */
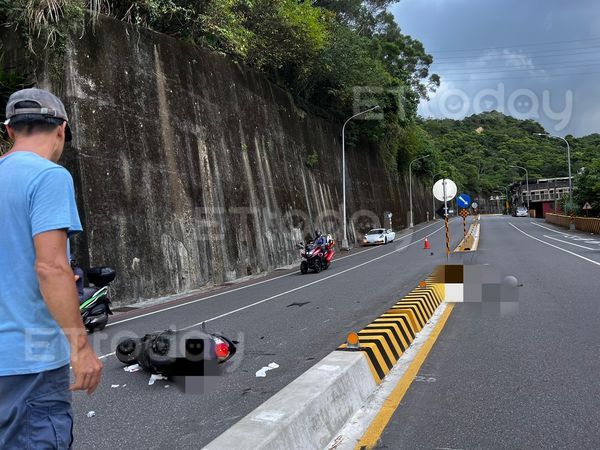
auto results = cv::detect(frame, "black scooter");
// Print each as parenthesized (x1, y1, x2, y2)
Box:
(115, 328, 237, 377)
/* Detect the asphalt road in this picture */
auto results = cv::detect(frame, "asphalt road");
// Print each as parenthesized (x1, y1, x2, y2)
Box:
(71, 217, 465, 449)
(376, 216, 600, 449)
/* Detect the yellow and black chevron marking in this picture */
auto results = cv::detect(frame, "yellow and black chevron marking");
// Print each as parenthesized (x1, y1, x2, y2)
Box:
(337, 278, 445, 383)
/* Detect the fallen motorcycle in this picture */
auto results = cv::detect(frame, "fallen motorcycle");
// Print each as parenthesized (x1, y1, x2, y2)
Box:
(115, 328, 237, 377)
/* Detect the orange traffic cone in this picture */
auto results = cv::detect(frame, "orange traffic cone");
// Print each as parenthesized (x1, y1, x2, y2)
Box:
(423, 238, 430, 249)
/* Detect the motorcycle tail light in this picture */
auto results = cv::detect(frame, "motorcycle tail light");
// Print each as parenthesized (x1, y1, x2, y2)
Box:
(214, 338, 230, 359)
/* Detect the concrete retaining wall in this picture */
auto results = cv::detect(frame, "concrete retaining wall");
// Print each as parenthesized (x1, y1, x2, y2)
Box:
(2, 16, 432, 305)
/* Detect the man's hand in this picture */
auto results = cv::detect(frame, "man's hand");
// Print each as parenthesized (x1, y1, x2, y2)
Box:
(70, 338, 103, 394)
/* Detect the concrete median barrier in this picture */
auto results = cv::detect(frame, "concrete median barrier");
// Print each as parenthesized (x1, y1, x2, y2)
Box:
(454, 216, 480, 252)
(205, 278, 448, 449)
(205, 351, 377, 450)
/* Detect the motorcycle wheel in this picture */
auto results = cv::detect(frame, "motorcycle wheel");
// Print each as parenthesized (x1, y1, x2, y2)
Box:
(313, 258, 322, 273)
(300, 261, 309, 274)
(116, 338, 139, 365)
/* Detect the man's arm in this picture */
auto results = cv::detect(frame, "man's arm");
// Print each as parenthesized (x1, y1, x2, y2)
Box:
(34, 230, 103, 394)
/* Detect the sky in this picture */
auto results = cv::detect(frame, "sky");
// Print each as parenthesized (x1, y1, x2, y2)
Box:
(391, 0, 600, 137)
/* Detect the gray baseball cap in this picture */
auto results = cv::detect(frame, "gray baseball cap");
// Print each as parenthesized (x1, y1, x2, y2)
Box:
(4, 88, 72, 141)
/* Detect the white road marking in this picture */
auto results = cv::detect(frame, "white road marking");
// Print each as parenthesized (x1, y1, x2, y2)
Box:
(529, 221, 571, 235)
(177, 223, 449, 332)
(105, 219, 444, 329)
(529, 221, 599, 242)
(529, 221, 600, 244)
(543, 235, 596, 250)
(97, 221, 453, 360)
(509, 223, 600, 267)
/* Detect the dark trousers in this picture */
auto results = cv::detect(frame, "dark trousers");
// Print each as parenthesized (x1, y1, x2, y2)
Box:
(0, 365, 73, 449)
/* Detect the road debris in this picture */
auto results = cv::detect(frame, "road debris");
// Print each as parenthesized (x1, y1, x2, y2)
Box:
(86, 411, 96, 418)
(123, 363, 141, 373)
(111, 384, 120, 388)
(148, 374, 168, 385)
(256, 362, 279, 377)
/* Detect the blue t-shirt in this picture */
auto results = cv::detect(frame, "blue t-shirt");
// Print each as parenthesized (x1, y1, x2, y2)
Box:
(0, 151, 82, 376)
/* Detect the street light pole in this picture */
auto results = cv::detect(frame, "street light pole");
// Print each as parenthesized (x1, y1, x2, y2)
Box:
(431, 171, 444, 220)
(341, 105, 380, 250)
(409, 154, 430, 228)
(534, 133, 573, 209)
(510, 165, 529, 210)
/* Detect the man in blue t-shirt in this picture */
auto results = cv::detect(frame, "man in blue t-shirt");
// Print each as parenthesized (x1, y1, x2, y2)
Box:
(0, 88, 103, 449)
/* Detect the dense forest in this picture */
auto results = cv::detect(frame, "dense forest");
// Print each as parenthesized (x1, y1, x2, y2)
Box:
(415, 112, 600, 214)
(0, 1, 598, 212)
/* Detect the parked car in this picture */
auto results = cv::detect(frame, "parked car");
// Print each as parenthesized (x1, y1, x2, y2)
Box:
(516, 206, 528, 217)
(362, 228, 395, 245)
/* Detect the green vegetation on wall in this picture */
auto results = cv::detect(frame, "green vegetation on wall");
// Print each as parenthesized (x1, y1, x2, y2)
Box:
(0, 53, 27, 154)
(0, 0, 439, 172)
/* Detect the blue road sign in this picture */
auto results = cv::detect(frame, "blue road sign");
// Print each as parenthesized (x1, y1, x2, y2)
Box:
(457, 193, 472, 209)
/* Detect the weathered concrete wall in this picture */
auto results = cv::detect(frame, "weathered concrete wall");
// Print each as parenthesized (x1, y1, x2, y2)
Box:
(5, 17, 432, 304)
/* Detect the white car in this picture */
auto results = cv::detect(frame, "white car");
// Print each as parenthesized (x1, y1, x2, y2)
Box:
(362, 228, 395, 245)
(515, 206, 528, 217)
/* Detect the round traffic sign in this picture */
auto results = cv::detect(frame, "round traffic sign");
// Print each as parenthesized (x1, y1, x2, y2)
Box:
(432, 178, 457, 202)
(457, 193, 471, 208)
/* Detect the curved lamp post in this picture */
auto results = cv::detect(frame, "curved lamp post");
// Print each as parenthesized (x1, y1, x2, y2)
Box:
(409, 154, 430, 227)
(341, 105, 381, 250)
(534, 133, 572, 209)
(431, 171, 445, 219)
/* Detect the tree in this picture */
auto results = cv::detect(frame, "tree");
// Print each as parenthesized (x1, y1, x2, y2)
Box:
(420, 112, 600, 199)
(573, 161, 600, 216)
